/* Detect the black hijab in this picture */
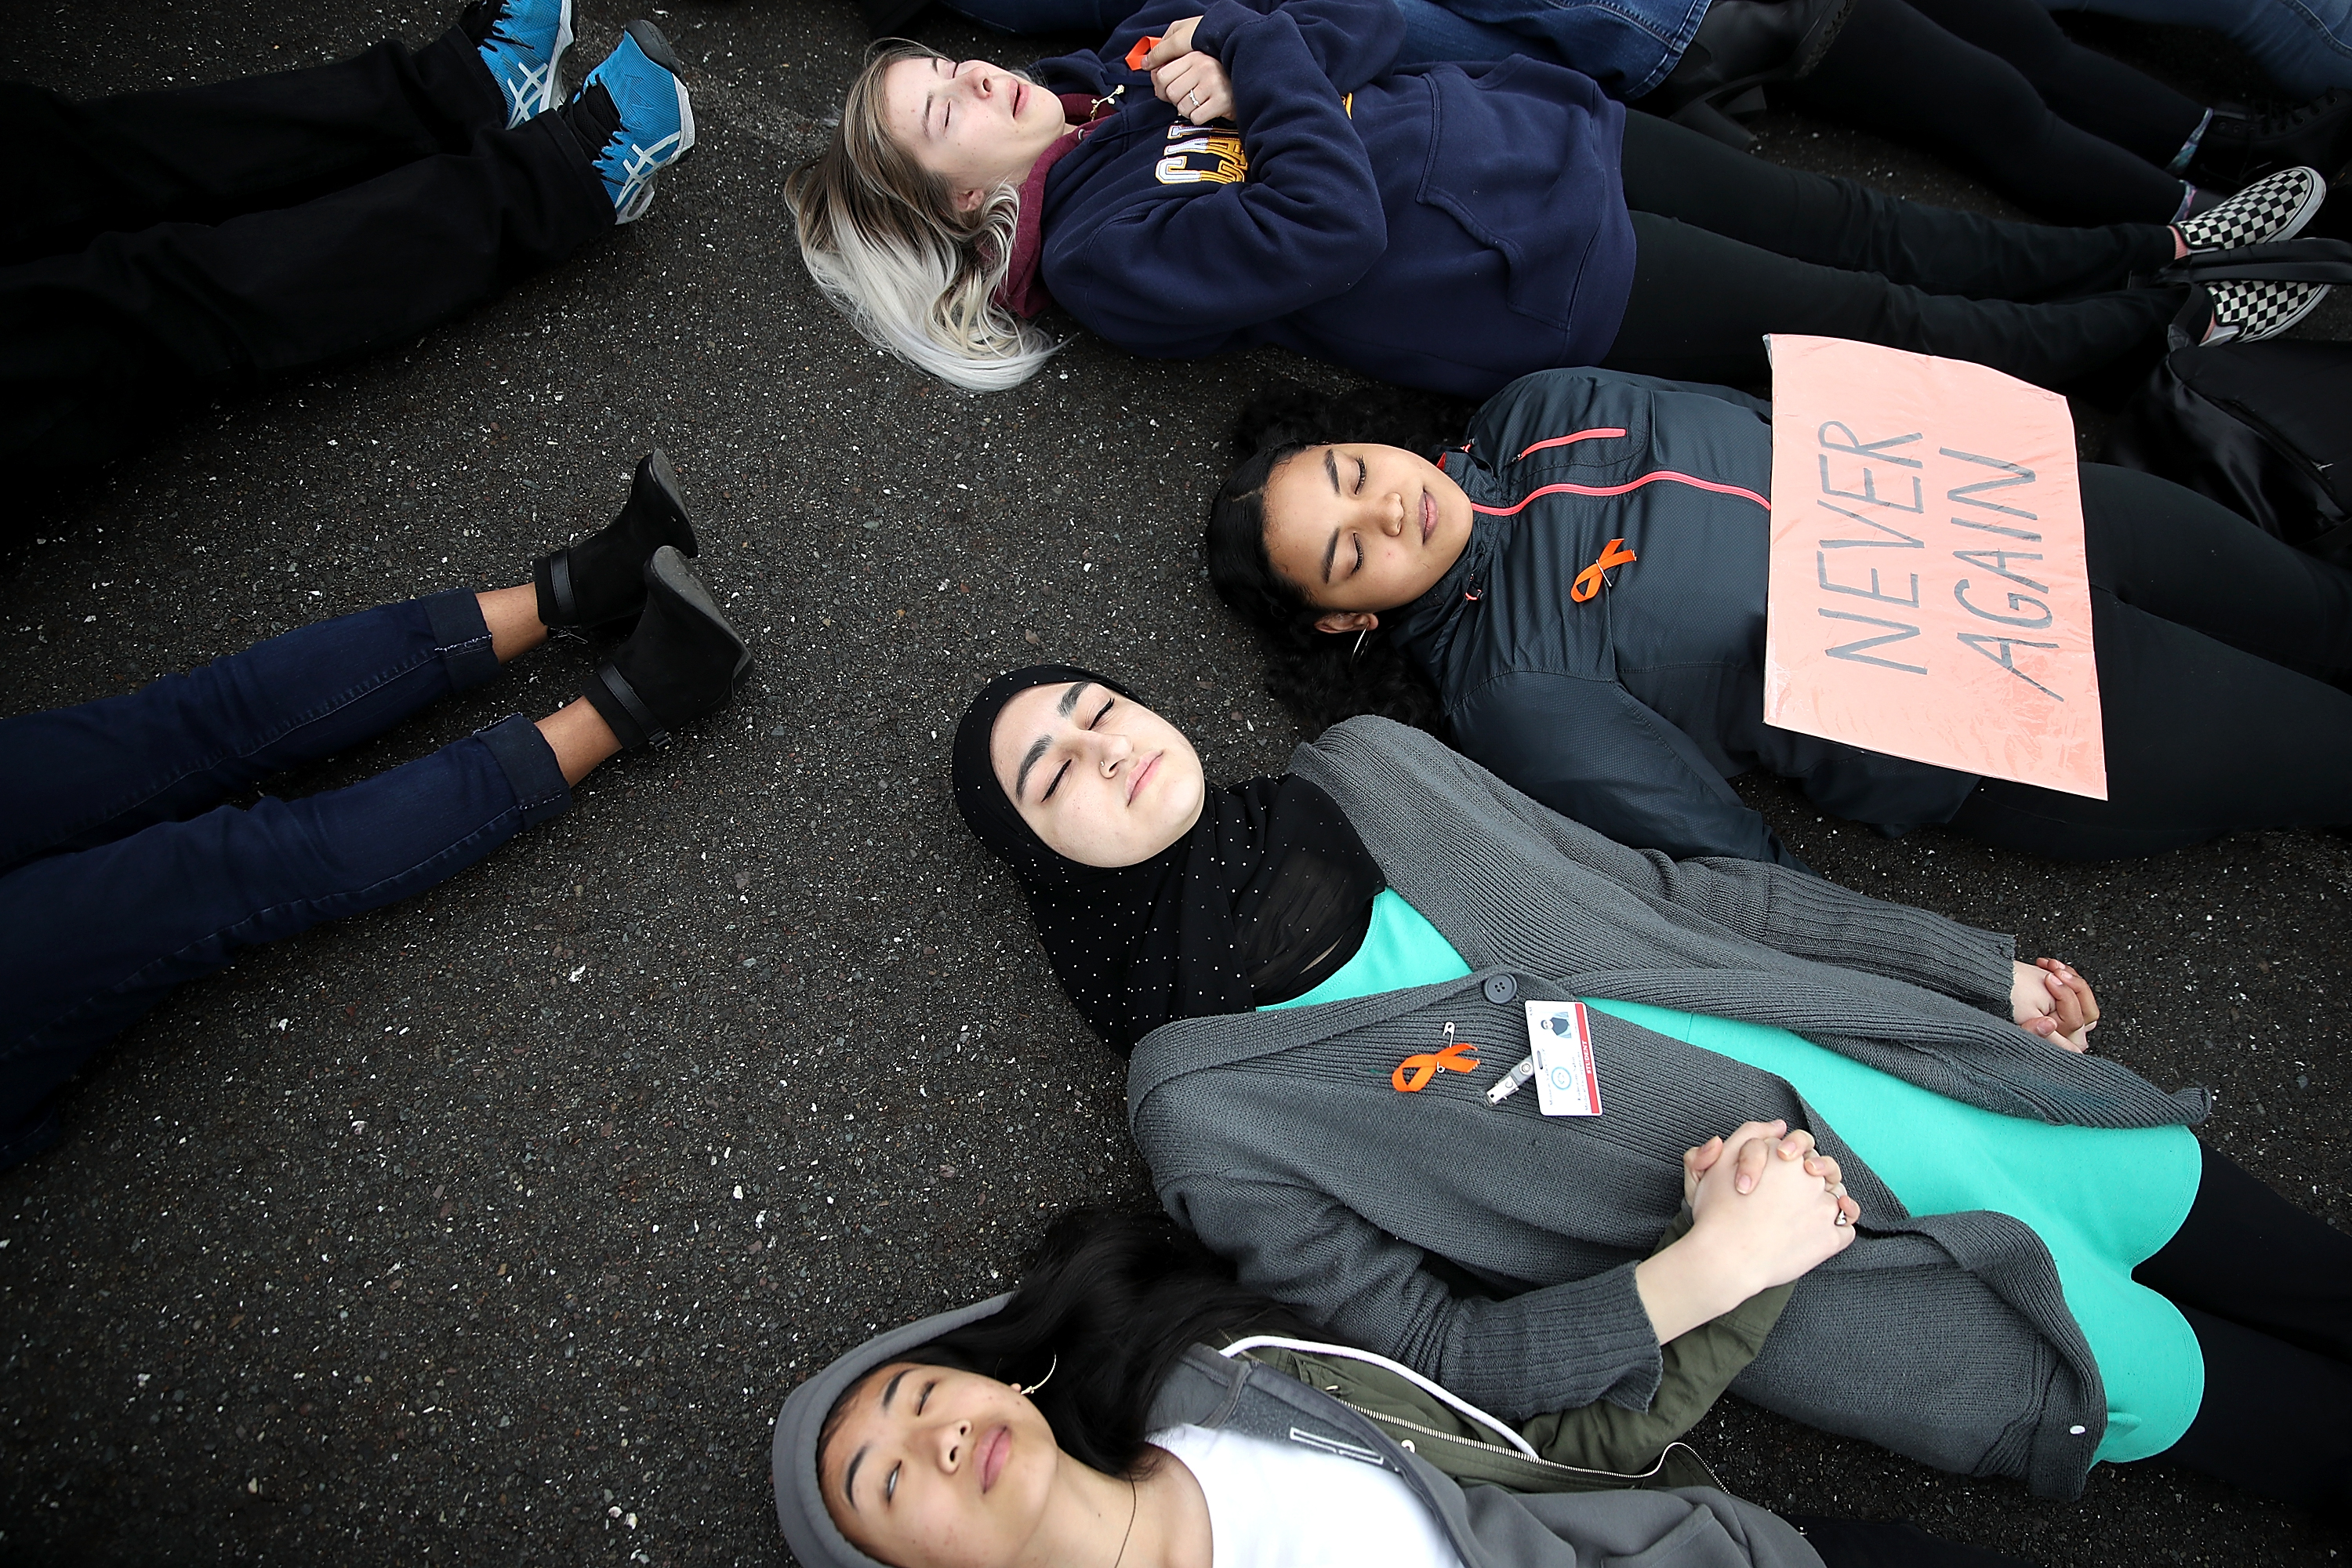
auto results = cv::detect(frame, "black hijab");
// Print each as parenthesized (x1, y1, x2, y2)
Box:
(952, 666, 1387, 1054)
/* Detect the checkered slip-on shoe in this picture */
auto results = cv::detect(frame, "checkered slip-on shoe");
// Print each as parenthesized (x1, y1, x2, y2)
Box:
(2177, 165, 2326, 253)
(2198, 276, 2332, 345)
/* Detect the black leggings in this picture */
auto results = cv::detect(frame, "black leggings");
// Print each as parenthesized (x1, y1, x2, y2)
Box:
(1787, 0, 2205, 225)
(2132, 1145, 2352, 1508)
(1947, 465, 2352, 859)
(1601, 112, 2178, 389)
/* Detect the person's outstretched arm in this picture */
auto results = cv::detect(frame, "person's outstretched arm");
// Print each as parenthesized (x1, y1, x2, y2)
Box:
(1160, 1121, 1854, 1423)
(1301, 716, 2020, 1010)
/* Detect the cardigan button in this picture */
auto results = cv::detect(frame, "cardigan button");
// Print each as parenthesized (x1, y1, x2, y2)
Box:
(1483, 974, 1519, 1004)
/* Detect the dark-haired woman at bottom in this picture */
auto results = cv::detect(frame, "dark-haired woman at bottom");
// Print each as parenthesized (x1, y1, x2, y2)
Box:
(772, 1209, 2034, 1568)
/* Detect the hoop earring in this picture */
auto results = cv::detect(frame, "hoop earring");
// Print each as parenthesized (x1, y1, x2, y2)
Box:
(1351, 627, 1369, 663)
(1020, 1352, 1058, 1397)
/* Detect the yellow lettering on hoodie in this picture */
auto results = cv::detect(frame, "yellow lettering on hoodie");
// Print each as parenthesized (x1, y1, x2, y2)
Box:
(1156, 122, 1247, 185)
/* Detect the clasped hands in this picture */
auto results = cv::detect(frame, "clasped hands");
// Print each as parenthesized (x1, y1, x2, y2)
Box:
(2010, 956, 2100, 1052)
(1635, 1120, 1856, 1345)
(1136, 17, 1238, 125)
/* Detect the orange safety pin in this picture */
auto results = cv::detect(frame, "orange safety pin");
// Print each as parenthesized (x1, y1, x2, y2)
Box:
(1570, 537, 1638, 603)
(1392, 1033, 1480, 1093)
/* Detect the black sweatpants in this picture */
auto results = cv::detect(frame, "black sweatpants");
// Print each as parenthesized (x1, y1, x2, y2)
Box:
(1601, 112, 2180, 389)
(2, 25, 611, 470)
(1788, 0, 2205, 225)
(2132, 1145, 2352, 1508)
(1947, 464, 2352, 858)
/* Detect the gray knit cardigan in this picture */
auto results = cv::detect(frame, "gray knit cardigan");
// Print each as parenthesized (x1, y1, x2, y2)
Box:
(1126, 717, 2209, 1501)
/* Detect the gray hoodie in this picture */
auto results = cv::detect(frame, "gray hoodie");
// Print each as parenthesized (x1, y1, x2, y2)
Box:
(768, 1295, 1828, 1568)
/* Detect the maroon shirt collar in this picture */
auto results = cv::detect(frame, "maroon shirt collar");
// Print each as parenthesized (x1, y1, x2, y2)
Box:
(993, 92, 1117, 320)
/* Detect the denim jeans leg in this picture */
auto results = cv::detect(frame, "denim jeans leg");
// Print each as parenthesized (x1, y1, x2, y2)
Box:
(1427, 0, 1708, 95)
(2042, 0, 2352, 96)
(0, 590, 499, 872)
(935, 0, 1139, 34)
(0, 713, 570, 1169)
(1395, 0, 1569, 66)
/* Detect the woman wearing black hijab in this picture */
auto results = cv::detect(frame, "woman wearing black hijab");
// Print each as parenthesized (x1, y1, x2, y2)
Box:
(951, 663, 1391, 1051)
(947, 664, 2352, 1512)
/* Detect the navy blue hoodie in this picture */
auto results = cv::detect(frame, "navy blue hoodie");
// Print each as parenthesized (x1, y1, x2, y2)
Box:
(1029, 0, 1636, 398)
(1388, 368, 1980, 866)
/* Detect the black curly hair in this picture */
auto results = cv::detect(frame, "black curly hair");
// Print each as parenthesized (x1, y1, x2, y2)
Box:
(1205, 381, 1477, 739)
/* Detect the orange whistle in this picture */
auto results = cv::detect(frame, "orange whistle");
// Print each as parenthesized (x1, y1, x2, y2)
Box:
(1392, 1038, 1480, 1094)
(1125, 34, 1161, 69)
(1570, 538, 1638, 602)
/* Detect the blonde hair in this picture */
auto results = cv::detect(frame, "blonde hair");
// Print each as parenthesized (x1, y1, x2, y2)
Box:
(786, 42, 1058, 392)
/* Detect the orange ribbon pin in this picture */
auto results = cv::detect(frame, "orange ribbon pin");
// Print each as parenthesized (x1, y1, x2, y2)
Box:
(1125, 34, 1162, 69)
(1570, 537, 1639, 602)
(1392, 1037, 1480, 1093)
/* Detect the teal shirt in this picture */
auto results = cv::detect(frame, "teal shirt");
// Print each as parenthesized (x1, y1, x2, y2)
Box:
(1265, 890, 2205, 1461)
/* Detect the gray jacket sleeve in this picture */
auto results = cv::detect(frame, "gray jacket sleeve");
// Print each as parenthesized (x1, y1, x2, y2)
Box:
(1309, 717, 2019, 1011)
(1161, 1167, 1668, 1423)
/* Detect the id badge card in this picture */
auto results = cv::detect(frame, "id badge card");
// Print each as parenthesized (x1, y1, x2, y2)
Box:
(1524, 1000, 1602, 1118)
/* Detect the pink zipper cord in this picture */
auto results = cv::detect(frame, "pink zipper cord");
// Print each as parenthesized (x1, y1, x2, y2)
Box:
(1514, 427, 1628, 459)
(1470, 470, 1770, 517)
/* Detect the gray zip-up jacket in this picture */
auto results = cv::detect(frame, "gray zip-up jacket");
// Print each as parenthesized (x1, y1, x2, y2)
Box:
(1388, 367, 1980, 869)
(771, 1296, 1828, 1568)
(1128, 717, 2209, 1500)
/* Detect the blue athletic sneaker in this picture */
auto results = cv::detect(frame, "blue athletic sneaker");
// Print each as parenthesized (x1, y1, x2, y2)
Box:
(472, 0, 575, 129)
(569, 22, 695, 224)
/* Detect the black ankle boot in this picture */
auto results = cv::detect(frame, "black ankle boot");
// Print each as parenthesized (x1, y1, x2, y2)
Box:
(581, 546, 751, 750)
(2189, 89, 2352, 194)
(1641, 0, 1855, 118)
(534, 449, 699, 633)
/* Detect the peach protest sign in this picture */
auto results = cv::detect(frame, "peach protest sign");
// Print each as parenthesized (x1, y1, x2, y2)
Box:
(1762, 336, 2107, 800)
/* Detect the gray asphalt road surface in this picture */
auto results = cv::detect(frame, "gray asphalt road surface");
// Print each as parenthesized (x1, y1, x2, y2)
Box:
(4, 1, 2348, 1563)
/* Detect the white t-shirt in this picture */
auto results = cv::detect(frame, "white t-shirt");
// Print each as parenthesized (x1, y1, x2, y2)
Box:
(1146, 1422, 1466, 1568)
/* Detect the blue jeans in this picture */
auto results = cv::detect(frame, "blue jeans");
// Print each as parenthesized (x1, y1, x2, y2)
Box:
(0, 590, 570, 1168)
(943, 0, 1703, 95)
(2043, 0, 2352, 96)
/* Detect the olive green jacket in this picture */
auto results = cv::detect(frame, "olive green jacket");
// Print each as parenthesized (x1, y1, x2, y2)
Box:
(1234, 1210, 1788, 1493)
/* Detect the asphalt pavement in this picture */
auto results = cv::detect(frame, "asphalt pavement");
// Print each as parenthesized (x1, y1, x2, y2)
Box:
(4, 1, 2350, 1563)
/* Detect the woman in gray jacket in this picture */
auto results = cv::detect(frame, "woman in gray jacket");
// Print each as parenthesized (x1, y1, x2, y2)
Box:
(949, 665, 2352, 1508)
(771, 1210, 2030, 1568)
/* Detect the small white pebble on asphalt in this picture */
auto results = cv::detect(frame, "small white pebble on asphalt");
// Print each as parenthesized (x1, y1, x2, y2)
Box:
(732, 1185, 742, 1200)
(568, 965, 588, 982)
